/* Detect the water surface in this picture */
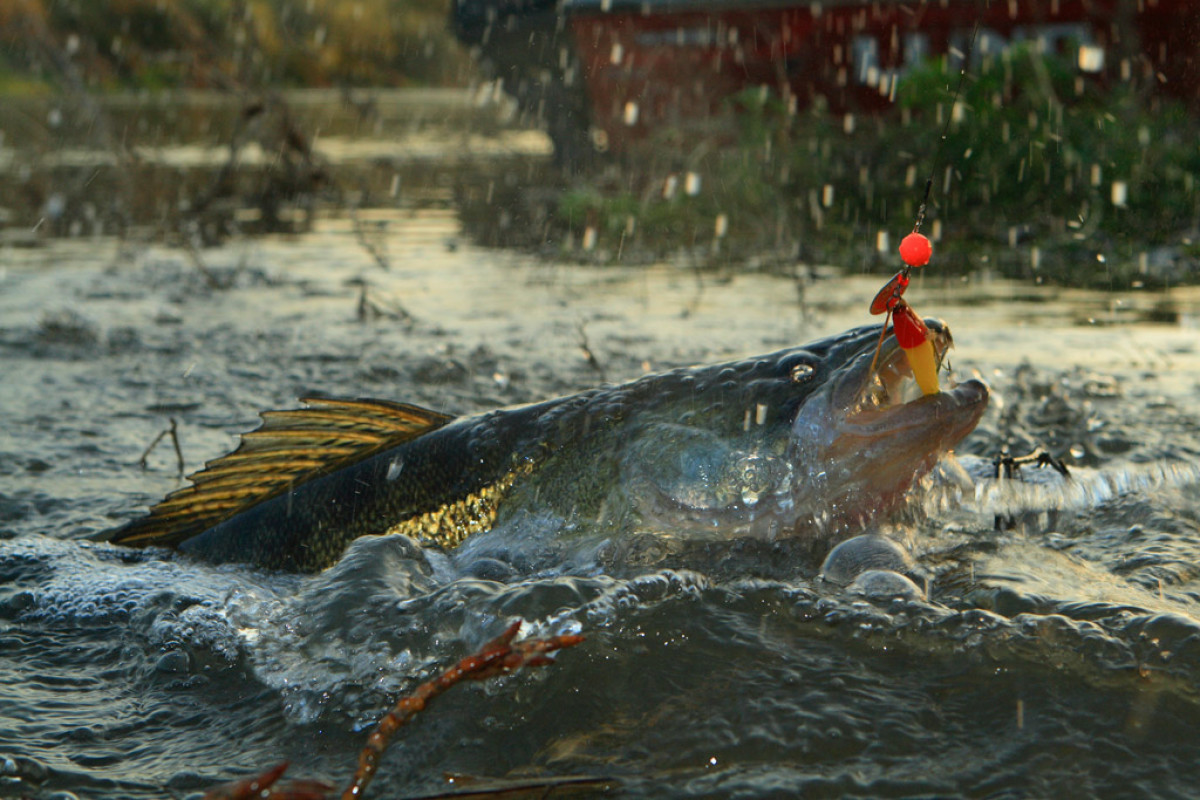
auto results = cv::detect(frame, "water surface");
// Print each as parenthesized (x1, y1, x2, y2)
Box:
(3, 215, 1200, 798)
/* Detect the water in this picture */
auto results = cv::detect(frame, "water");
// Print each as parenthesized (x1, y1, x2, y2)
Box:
(3, 214, 1200, 799)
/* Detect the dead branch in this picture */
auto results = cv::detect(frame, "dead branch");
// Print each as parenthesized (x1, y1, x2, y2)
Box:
(201, 621, 585, 800)
(576, 322, 606, 381)
(137, 418, 184, 475)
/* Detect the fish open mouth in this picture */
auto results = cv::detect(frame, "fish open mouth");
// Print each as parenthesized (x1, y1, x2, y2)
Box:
(838, 321, 988, 436)
(855, 326, 953, 412)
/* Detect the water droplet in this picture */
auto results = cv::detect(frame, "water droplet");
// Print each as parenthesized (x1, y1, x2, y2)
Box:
(714, 213, 728, 238)
(1111, 181, 1128, 207)
(1069, 444, 1086, 459)
(738, 455, 773, 506)
(1078, 44, 1105, 73)
(623, 101, 639, 126)
(386, 458, 405, 481)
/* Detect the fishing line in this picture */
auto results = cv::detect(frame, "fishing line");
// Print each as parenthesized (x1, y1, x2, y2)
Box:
(911, 10, 985, 235)
(864, 10, 985, 391)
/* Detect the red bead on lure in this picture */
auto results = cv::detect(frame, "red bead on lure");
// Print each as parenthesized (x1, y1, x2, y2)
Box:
(898, 231, 932, 268)
(866, 232, 940, 396)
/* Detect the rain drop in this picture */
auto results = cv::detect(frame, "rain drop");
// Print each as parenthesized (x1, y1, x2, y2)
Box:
(1111, 181, 1128, 208)
(386, 458, 405, 481)
(714, 213, 728, 238)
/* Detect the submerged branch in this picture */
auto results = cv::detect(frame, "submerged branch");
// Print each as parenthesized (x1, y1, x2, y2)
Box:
(201, 621, 585, 800)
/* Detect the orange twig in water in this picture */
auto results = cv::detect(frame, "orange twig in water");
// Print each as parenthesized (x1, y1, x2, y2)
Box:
(201, 761, 331, 800)
(343, 620, 583, 800)
(202, 621, 584, 800)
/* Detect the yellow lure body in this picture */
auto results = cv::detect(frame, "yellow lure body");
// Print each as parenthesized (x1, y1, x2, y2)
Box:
(903, 339, 940, 396)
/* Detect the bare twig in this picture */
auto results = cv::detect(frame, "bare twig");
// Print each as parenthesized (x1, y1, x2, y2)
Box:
(200, 621, 585, 800)
(343, 621, 583, 800)
(200, 761, 331, 800)
(576, 322, 606, 381)
(183, 234, 232, 290)
(138, 418, 184, 475)
(351, 210, 392, 271)
(355, 282, 415, 323)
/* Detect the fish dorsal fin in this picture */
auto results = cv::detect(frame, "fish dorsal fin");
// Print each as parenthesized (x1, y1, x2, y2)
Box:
(111, 396, 454, 548)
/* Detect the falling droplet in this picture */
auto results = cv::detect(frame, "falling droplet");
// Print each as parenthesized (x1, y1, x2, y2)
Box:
(623, 101, 639, 126)
(1111, 181, 1128, 208)
(714, 213, 728, 238)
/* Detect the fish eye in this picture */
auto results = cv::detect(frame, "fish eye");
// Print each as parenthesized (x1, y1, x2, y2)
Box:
(790, 363, 815, 383)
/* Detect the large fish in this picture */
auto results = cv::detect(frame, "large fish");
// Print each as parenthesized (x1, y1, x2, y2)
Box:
(109, 322, 988, 571)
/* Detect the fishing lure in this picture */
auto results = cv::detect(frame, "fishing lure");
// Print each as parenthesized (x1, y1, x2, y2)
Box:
(868, 232, 940, 396)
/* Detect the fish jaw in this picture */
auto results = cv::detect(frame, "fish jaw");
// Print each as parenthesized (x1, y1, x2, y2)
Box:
(787, 320, 989, 534)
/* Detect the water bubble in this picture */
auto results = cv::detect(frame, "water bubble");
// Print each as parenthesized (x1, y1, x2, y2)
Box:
(819, 534, 914, 586)
(847, 570, 924, 601)
(737, 455, 774, 506)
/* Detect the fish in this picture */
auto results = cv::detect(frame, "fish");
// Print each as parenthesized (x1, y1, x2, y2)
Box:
(108, 321, 988, 572)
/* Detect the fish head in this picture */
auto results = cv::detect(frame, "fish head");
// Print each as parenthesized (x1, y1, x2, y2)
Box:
(620, 321, 988, 544)
(788, 319, 988, 532)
